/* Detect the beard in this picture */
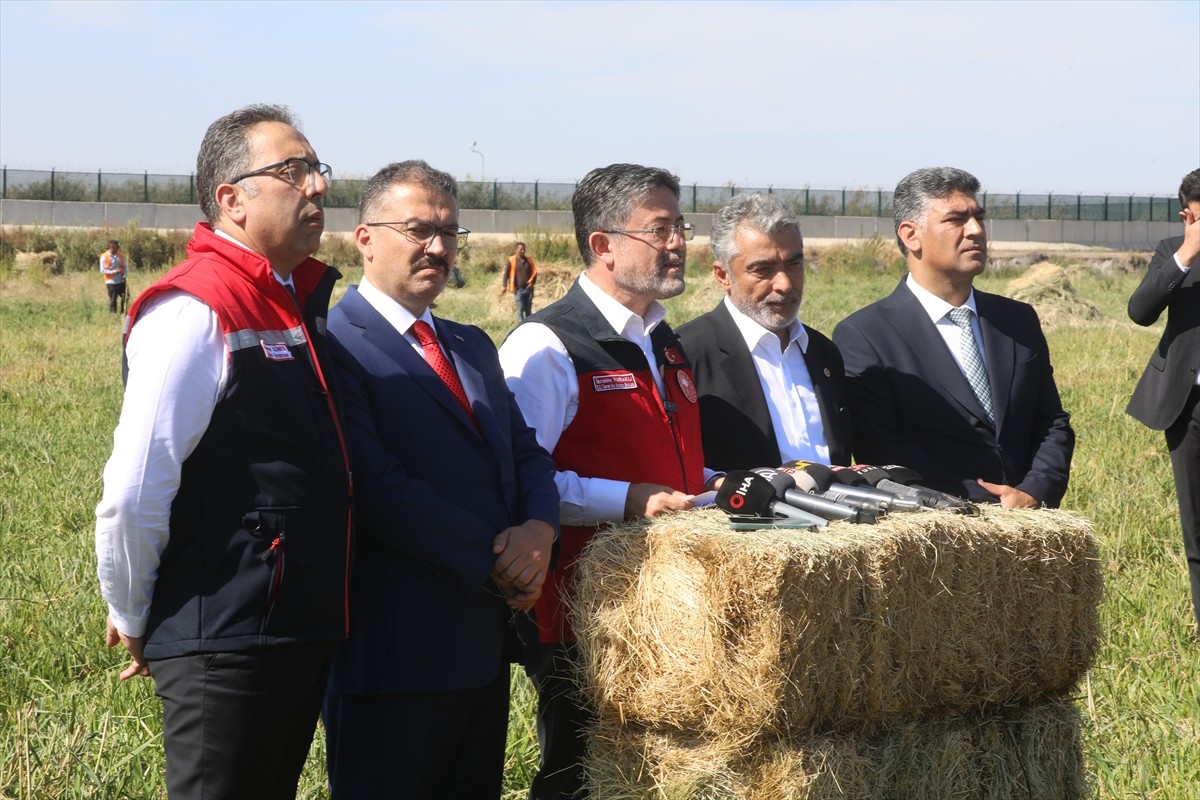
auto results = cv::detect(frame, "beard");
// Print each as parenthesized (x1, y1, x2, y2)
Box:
(613, 253, 686, 301)
(736, 292, 799, 334)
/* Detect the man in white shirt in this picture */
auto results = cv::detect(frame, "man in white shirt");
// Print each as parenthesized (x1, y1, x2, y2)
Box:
(94, 104, 351, 799)
(833, 166, 1074, 508)
(498, 163, 710, 800)
(677, 192, 852, 472)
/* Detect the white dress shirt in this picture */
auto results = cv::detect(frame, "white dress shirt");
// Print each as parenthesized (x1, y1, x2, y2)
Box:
(356, 275, 447, 362)
(722, 296, 829, 464)
(95, 231, 293, 638)
(499, 273, 707, 526)
(905, 273, 988, 376)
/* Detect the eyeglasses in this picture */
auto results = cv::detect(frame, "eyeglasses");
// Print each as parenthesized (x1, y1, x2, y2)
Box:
(601, 223, 694, 244)
(228, 158, 333, 188)
(365, 220, 470, 249)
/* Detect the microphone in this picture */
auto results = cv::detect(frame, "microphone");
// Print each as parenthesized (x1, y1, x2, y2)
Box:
(749, 468, 878, 524)
(715, 470, 829, 527)
(829, 466, 925, 512)
(780, 461, 917, 513)
(854, 464, 979, 514)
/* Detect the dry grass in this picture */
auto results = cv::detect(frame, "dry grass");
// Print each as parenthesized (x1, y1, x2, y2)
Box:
(585, 700, 1088, 800)
(1006, 263, 1103, 329)
(571, 507, 1102, 741)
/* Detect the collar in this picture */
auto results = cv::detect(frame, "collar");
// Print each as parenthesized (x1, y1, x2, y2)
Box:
(357, 275, 435, 336)
(905, 273, 979, 323)
(578, 271, 667, 339)
(211, 225, 294, 290)
(722, 295, 808, 355)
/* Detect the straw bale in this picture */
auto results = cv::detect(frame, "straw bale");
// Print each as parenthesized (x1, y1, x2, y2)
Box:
(584, 700, 1088, 800)
(1005, 263, 1103, 328)
(571, 507, 1101, 739)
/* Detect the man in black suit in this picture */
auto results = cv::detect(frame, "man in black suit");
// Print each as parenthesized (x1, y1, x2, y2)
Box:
(322, 161, 559, 799)
(833, 166, 1074, 507)
(677, 192, 851, 471)
(1127, 167, 1200, 634)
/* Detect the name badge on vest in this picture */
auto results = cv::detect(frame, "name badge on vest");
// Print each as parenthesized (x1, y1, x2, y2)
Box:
(592, 372, 637, 392)
(261, 341, 295, 361)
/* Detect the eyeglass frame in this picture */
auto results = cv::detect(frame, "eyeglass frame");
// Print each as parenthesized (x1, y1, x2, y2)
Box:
(600, 223, 695, 243)
(364, 220, 471, 250)
(227, 158, 333, 188)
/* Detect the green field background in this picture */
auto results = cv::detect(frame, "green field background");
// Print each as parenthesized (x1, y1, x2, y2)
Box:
(1, 235, 1197, 798)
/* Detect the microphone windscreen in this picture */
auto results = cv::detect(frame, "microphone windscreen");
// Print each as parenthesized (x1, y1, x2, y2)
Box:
(880, 465, 924, 485)
(830, 466, 868, 486)
(847, 464, 894, 487)
(715, 471, 779, 517)
(782, 460, 835, 491)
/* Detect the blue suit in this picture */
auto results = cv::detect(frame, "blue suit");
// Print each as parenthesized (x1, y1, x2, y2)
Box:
(324, 285, 559, 798)
(833, 280, 1074, 507)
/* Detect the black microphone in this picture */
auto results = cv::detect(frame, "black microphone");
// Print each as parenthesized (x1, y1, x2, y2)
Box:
(780, 461, 907, 514)
(859, 464, 979, 514)
(715, 471, 828, 527)
(829, 466, 925, 512)
(750, 468, 878, 524)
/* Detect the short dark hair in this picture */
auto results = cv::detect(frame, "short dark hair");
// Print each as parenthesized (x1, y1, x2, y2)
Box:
(516, 241, 526, 249)
(358, 160, 458, 224)
(108, 239, 119, 247)
(893, 167, 981, 256)
(1179, 168, 1200, 209)
(571, 163, 681, 266)
(195, 104, 299, 225)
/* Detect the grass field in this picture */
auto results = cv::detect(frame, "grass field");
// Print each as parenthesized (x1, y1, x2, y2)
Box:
(1, 236, 1198, 799)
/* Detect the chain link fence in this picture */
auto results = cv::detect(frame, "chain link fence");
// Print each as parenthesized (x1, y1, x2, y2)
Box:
(1, 168, 1183, 222)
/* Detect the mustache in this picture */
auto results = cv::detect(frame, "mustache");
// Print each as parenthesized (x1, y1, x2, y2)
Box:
(765, 293, 799, 304)
(658, 254, 684, 269)
(417, 255, 450, 272)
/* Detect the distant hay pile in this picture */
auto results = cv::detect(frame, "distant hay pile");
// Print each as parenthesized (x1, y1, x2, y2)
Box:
(569, 507, 1102, 797)
(1006, 263, 1103, 328)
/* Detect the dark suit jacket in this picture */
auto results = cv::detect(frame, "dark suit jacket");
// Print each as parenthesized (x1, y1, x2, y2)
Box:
(832, 279, 1074, 506)
(676, 300, 852, 471)
(1127, 234, 1200, 430)
(325, 286, 559, 695)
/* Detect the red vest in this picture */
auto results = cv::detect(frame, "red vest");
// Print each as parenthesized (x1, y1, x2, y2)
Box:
(124, 224, 353, 658)
(525, 280, 705, 642)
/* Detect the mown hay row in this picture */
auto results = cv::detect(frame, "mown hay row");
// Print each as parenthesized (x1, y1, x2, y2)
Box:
(584, 700, 1088, 800)
(571, 507, 1101, 740)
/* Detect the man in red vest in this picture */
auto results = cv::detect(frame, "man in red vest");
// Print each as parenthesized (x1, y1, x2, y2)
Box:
(500, 163, 716, 799)
(95, 104, 351, 799)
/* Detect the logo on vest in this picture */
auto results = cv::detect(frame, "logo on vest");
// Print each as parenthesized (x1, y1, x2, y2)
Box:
(261, 341, 295, 361)
(592, 372, 637, 392)
(676, 370, 698, 404)
(663, 346, 684, 365)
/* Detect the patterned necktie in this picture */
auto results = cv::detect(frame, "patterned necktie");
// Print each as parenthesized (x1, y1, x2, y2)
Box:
(411, 320, 476, 423)
(947, 307, 995, 426)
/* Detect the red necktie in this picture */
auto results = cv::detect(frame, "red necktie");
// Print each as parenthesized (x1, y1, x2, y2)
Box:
(411, 320, 476, 423)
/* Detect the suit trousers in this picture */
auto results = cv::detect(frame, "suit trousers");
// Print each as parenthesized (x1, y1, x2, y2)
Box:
(525, 641, 592, 800)
(323, 664, 510, 800)
(150, 639, 335, 800)
(1166, 385, 1200, 634)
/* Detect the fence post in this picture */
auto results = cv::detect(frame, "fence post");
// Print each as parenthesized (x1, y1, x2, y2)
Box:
(840, 188, 846, 216)
(2, 166, 6, 199)
(189, 173, 195, 205)
(97, 170, 102, 202)
(804, 187, 810, 215)
(144, 171, 149, 203)
(691, 184, 696, 213)
(1103, 194, 1109, 222)
(1128, 194, 1133, 222)
(534, 180, 539, 211)
(876, 189, 882, 218)
(51, 168, 56, 202)
(1047, 192, 1052, 220)
(1015, 192, 1021, 219)
(1076, 193, 1081, 221)
(492, 180, 498, 210)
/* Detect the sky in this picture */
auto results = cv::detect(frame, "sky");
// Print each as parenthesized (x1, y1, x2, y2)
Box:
(1, 0, 1197, 196)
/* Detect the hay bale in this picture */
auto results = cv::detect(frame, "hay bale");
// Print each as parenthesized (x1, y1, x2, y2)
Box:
(571, 507, 1101, 739)
(584, 700, 1088, 800)
(1005, 263, 1102, 328)
(14, 251, 62, 276)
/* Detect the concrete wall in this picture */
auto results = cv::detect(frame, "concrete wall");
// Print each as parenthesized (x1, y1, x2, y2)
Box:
(0, 198, 1172, 249)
